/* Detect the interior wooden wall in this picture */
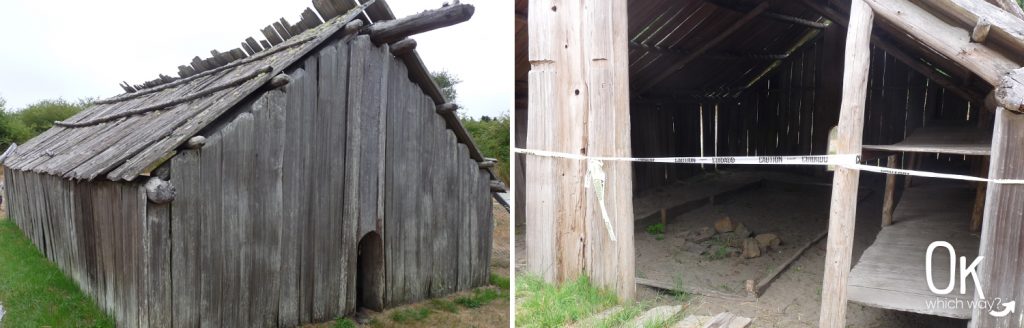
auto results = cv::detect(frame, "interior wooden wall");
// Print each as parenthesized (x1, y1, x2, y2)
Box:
(631, 33, 979, 193)
(3, 35, 493, 328)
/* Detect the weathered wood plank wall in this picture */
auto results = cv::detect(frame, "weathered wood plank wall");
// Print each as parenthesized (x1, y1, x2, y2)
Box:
(3, 169, 150, 327)
(3, 35, 492, 327)
(630, 35, 979, 194)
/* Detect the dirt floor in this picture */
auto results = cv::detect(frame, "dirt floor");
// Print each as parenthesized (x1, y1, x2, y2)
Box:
(515, 170, 968, 327)
(314, 200, 511, 328)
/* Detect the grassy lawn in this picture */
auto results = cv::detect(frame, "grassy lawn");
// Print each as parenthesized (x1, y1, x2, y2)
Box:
(516, 275, 619, 327)
(516, 275, 694, 328)
(319, 273, 511, 328)
(0, 219, 114, 327)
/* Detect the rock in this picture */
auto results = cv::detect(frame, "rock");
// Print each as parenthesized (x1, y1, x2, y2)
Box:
(717, 232, 741, 247)
(714, 216, 734, 233)
(629, 305, 682, 328)
(741, 238, 761, 259)
(755, 233, 781, 251)
(672, 315, 714, 328)
(687, 226, 714, 243)
(683, 241, 708, 254)
(734, 223, 751, 238)
(723, 246, 741, 258)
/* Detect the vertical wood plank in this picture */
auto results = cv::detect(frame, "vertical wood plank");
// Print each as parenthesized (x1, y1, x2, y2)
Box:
(171, 150, 201, 327)
(970, 108, 1024, 327)
(145, 194, 171, 327)
(199, 131, 224, 328)
(252, 88, 286, 326)
(278, 65, 309, 327)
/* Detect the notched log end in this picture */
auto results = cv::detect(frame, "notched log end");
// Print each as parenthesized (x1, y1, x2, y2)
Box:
(996, 68, 1024, 114)
(490, 180, 506, 192)
(435, 102, 459, 115)
(269, 73, 292, 89)
(145, 177, 176, 204)
(186, 135, 207, 149)
(344, 20, 364, 35)
(389, 38, 417, 57)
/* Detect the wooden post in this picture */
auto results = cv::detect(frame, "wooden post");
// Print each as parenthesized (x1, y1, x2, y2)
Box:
(881, 154, 897, 226)
(904, 153, 917, 188)
(525, 0, 635, 299)
(970, 108, 1024, 327)
(819, 1, 872, 327)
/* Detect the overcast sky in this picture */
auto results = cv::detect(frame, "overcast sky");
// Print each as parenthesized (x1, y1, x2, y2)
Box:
(0, 0, 512, 119)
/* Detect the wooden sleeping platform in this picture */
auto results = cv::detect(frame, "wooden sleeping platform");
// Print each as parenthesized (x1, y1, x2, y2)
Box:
(847, 183, 979, 319)
(862, 125, 991, 156)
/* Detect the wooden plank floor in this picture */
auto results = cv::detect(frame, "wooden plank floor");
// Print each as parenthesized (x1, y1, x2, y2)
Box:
(848, 182, 979, 319)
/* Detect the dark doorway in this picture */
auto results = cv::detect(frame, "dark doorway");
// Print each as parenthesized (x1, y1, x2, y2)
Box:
(356, 232, 384, 311)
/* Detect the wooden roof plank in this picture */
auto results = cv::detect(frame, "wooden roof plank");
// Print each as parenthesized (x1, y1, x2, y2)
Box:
(261, 25, 284, 45)
(635, 2, 769, 94)
(245, 37, 263, 53)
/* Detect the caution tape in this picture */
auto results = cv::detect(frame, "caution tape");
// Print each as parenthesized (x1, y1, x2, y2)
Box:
(515, 147, 1024, 241)
(514, 147, 1024, 185)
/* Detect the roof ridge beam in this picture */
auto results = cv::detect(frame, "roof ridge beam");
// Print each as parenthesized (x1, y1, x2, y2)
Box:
(363, 3, 475, 45)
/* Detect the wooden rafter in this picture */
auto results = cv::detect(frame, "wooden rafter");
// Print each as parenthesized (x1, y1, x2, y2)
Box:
(862, 0, 1019, 85)
(634, 1, 769, 94)
(799, 0, 984, 102)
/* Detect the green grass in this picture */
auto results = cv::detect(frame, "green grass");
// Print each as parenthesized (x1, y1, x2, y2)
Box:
(645, 223, 665, 235)
(516, 274, 620, 328)
(455, 287, 502, 308)
(0, 219, 113, 327)
(490, 273, 510, 290)
(592, 304, 644, 328)
(389, 307, 431, 323)
(333, 317, 357, 328)
(428, 299, 459, 313)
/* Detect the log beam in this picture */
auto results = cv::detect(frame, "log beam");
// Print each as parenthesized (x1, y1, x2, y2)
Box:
(526, 0, 635, 299)
(799, 0, 983, 101)
(862, 0, 1019, 85)
(635, 1, 768, 94)
(819, 1, 871, 326)
(365, 3, 475, 45)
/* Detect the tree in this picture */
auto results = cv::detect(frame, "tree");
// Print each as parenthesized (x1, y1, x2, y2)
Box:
(460, 113, 510, 183)
(15, 99, 84, 136)
(0, 96, 32, 150)
(431, 70, 462, 104)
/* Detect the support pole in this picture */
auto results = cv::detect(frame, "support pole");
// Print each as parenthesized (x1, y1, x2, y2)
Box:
(819, 1, 872, 326)
(525, 0, 635, 299)
(881, 154, 897, 226)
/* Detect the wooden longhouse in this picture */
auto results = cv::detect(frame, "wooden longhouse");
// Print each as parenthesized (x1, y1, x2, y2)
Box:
(517, 0, 1024, 326)
(2, 1, 503, 326)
